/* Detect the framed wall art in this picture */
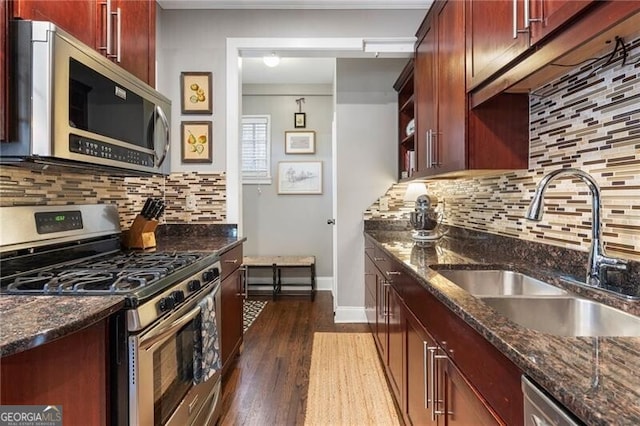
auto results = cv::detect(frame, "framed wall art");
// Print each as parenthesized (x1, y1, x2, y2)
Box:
(285, 130, 316, 154)
(180, 72, 213, 114)
(278, 161, 322, 194)
(181, 121, 212, 163)
(294, 112, 306, 128)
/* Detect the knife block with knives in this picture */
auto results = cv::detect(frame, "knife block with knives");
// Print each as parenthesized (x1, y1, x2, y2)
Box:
(124, 198, 166, 250)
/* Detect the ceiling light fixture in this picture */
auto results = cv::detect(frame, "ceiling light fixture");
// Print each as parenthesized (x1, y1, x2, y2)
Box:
(263, 52, 280, 67)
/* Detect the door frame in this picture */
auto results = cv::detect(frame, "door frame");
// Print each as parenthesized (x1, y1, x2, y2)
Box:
(226, 37, 363, 306)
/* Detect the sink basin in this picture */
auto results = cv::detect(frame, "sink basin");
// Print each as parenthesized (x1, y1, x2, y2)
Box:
(436, 269, 568, 296)
(481, 296, 640, 336)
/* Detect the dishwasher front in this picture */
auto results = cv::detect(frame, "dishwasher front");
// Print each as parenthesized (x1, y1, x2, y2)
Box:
(522, 376, 583, 426)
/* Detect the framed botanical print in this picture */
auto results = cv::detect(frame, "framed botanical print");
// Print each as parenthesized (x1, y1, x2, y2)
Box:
(180, 72, 213, 114)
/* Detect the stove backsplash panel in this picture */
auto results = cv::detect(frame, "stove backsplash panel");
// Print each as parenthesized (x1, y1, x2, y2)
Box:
(366, 37, 640, 261)
(0, 169, 227, 229)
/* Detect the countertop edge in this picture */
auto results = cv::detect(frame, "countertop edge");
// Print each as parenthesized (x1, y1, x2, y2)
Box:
(0, 298, 126, 358)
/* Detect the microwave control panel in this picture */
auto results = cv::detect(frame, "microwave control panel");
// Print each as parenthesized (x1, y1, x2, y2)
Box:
(69, 135, 155, 167)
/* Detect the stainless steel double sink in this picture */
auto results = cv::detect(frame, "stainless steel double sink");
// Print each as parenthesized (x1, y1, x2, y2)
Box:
(435, 269, 640, 337)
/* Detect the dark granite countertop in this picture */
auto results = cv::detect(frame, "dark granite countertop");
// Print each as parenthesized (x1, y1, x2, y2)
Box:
(0, 296, 125, 357)
(0, 225, 244, 358)
(365, 227, 640, 426)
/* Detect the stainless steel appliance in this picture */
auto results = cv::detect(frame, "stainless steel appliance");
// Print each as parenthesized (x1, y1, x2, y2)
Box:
(522, 376, 581, 426)
(0, 204, 222, 426)
(409, 194, 444, 243)
(4, 20, 171, 176)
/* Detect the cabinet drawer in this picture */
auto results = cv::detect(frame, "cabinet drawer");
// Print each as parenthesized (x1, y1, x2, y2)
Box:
(220, 244, 243, 279)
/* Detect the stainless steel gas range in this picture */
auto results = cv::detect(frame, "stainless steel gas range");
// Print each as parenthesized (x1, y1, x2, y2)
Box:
(0, 204, 223, 426)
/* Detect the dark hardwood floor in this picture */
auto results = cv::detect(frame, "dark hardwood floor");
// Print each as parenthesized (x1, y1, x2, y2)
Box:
(219, 291, 369, 425)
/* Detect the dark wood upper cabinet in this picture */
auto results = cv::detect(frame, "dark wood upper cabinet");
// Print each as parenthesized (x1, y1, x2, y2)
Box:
(414, 12, 437, 176)
(393, 60, 415, 180)
(10, 0, 155, 86)
(102, 0, 156, 86)
(529, 0, 595, 45)
(468, 1, 639, 106)
(411, 0, 529, 178)
(466, 0, 530, 91)
(466, 0, 595, 91)
(12, 0, 98, 47)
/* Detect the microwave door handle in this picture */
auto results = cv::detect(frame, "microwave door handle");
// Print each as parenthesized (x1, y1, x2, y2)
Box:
(154, 105, 171, 167)
(139, 305, 201, 351)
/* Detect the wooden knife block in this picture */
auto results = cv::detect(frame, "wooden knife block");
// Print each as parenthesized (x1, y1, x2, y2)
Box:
(124, 215, 158, 249)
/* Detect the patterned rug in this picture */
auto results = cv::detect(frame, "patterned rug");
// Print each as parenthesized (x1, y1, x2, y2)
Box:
(243, 300, 268, 333)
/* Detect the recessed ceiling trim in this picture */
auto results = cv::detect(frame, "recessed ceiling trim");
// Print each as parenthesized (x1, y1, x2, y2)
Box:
(158, 0, 430, 9)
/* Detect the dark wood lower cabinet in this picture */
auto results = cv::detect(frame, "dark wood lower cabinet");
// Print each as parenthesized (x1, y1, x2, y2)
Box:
(364, 236, 522, 426)
(220, 244, 244, 376)
(387, 286, 404, 404)
(406, 309, 441, 426)
(444, 357, 503, 425)
(0, 320, 108, 426)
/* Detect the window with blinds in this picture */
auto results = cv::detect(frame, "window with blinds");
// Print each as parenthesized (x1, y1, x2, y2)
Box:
(241, 115, 271, 184)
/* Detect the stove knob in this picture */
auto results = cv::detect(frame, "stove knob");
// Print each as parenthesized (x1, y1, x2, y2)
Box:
(158, 296, 176, 312)
(188, 280, 202, 292)
(203, 268, 220, 282)
(172, 290, 185, 304)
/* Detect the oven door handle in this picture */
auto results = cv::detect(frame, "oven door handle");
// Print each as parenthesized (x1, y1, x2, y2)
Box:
(139, 305, 201, 351)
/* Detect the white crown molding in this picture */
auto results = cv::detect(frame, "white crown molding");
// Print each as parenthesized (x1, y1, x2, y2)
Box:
(159, 0, 430, 10)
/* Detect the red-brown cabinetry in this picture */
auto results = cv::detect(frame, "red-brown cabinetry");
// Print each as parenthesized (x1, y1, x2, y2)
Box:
(365, 235, 522, 425)
(1, 320, 109, 426)
(412, 0, 529, 178)
(466, 0, 594, 91)
(11, 0, 155, 85)
(220, 244, 244, 376)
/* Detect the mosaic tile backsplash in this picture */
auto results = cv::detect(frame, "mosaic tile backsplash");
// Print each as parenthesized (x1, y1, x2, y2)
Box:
(366, 37, 640, 261)
(0, 167, 227, 229)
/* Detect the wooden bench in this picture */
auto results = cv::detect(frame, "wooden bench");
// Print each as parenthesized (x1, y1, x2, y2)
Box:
(242, 256, 316, 301)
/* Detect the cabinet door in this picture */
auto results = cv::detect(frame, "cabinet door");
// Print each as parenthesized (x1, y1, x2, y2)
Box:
(414, 14, 437, 173)
(466, 0, 530, 90)
(364, 255, 377, 330)
(1, 320, 108, 425)
(12, 0, 97, 47)
(434, 0, 466, 175)
(444, 360, 503, 426)
(406, 310, 442, 426)
(112, 0, 155, 85)
(529, 0, 594, 44)
(387, 286, 404, 405)
(374, 271, 389, 362)
(221, 267, 243, 372)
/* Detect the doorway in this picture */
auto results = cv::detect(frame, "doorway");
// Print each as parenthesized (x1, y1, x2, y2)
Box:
(227, 38, 409, 317)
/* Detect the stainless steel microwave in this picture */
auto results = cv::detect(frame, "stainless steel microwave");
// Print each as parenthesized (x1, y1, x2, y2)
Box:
(3, 20, 171, 176)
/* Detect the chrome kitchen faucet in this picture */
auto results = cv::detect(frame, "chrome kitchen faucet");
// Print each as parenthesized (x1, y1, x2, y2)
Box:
(525, 168, 627, 290)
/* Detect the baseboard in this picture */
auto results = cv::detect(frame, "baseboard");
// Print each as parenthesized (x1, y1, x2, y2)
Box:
(334, 306, 367, 323)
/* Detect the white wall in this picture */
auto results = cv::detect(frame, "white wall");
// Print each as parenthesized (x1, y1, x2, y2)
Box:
(242, 85, 334, 278)
(334, 58, 404, 320)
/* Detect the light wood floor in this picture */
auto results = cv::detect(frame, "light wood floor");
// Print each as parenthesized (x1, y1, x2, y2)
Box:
(218, 291, 369, 425)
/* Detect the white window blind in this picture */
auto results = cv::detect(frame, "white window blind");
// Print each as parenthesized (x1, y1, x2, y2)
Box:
(241, 115, 271, 184)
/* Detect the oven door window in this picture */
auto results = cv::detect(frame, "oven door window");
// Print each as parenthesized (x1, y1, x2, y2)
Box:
(153, 320, 196, 426)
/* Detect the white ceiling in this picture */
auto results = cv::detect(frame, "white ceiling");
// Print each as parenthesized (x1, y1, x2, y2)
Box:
(158, 0, 430, 9)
